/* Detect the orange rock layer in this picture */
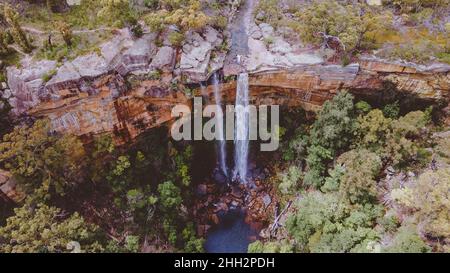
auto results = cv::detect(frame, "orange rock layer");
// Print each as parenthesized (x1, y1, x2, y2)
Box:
(28, 61, 449, 144)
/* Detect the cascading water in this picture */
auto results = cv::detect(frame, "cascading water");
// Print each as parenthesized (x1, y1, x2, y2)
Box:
(212, 73, 227, 177)
(233, 73, 249, 183)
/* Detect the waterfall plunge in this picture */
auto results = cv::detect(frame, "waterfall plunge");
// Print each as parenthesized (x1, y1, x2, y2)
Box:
(233, 73, 249, 183)
(212, 73, 228, 177)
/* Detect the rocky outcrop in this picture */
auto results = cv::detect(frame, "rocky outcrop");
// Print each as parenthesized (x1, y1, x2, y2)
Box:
(114, 33, 158, 75)
(6, 30, 169, 117)
(205, 60, 450, 111)
(243, 23, 324, 73)
(6, 58, 57, 115)
(5, 27, 226, 117)
(9, 58, 450, 144)
(0, 170, 24, 203)
(29, 75, 187, 144)
(4, 20, 449, 144)
(179, 27, 225, 82)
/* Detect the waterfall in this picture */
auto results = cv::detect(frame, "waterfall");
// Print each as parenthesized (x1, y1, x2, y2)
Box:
(200, 82, 208, 100)
(233, 73, 249, 183)
(212, 73, 228, 177)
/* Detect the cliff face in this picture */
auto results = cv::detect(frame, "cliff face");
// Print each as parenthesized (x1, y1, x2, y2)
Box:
(2, 24, 449, 144)
(28, 75, 188, 144)
(15, 59, 448, 144)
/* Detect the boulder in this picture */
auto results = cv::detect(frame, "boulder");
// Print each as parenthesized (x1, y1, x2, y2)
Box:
(71, 53, 108, 78)
(2, 89, 12, 100)
(0, 170, 24, 203)
(269, 38, 292, 55)
(45, 62, 81, 92)
(259, 23, 274, 39)
(6, 59, 57, 115)
(117, 33, 158, 75)
(100, 29, 133, 67)
(262, 194, 272, 208)
(197, 184, 208, 196)
(180, 27, 224, 82)
(246, 37, 324, 72)
(197, 224, 211, 237)
(150, 46, 175, 72)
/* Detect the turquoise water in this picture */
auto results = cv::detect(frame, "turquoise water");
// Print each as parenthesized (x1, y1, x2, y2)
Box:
(204, 209, 257, 253)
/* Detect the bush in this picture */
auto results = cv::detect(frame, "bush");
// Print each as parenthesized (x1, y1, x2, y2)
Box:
(255, 0, 282, 26)
(0, 203, 105, 253)
(278, 165, 302, 195)
(286, 191, 382, 252)
(168, 31, 185, 47)
(383, 225, 431, 253)
(42, 69, 57, 82)
(391, 168, 450, 239)
(381, 40, 445, 64)
(213, 15, 228, 30)
(337, 149, 382, 204)
(294, 0, 393, 52)
(157, 181, 182, 210)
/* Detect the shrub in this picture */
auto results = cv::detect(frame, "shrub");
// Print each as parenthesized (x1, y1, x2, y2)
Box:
(383, 225, 431, 253)
(278, 165, 302, 195)
(294, 0, 393, 53)
(337, 149, 382, 204)
(168, 31, 185, 47)
(381, 40, 445, 64)
(214, 16, 228, 30)
(42, 69, 57, 82)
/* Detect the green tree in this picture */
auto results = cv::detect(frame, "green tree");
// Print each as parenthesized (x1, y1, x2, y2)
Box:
(383, 225, 431, 253)
(391, 168, 450, 239)
(356, 109, 392, 153)
(304, 91, 356, 187)
(310, 91, 356, 154)
(55, 21, 73, 46)
(144, 0, 210, 32)
(3, 4, 32, 53)
(182, 222, 204, 253)
(295, 0, 393, 52)
(0, 119, 86, 199)
(248, 240, 295, 253)
(357, 109, 430, 166)
(278, 165, 302, 195)
(286, 191, 382, 252)
(384, 110, 429, 166)
(286, 192, 343, 248)
(157, 181, 182, 210)
(382, 101, 400, 119)
(303, 145, 333, 187)
(337, 149, 382, 204)
(0, 203, 104, 253)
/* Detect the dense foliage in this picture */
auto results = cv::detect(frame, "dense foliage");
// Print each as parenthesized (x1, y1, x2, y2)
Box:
(0, 203, 104, 253)
(252, 89, 448, 253)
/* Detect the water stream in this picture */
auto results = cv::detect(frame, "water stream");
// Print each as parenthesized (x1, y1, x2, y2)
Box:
(212, 73, 228, 177)
(205, 0, 257, 253)
(233, 73, 250, 183)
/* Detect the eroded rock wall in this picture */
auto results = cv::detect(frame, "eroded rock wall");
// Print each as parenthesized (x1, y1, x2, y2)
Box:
(20, 59, 448, 145)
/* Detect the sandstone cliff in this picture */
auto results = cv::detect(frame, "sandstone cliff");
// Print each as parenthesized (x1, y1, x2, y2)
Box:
(2, 26, 449, 144)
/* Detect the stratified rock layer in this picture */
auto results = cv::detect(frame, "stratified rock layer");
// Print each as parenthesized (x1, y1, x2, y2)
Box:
(19, 58, 449, 144)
